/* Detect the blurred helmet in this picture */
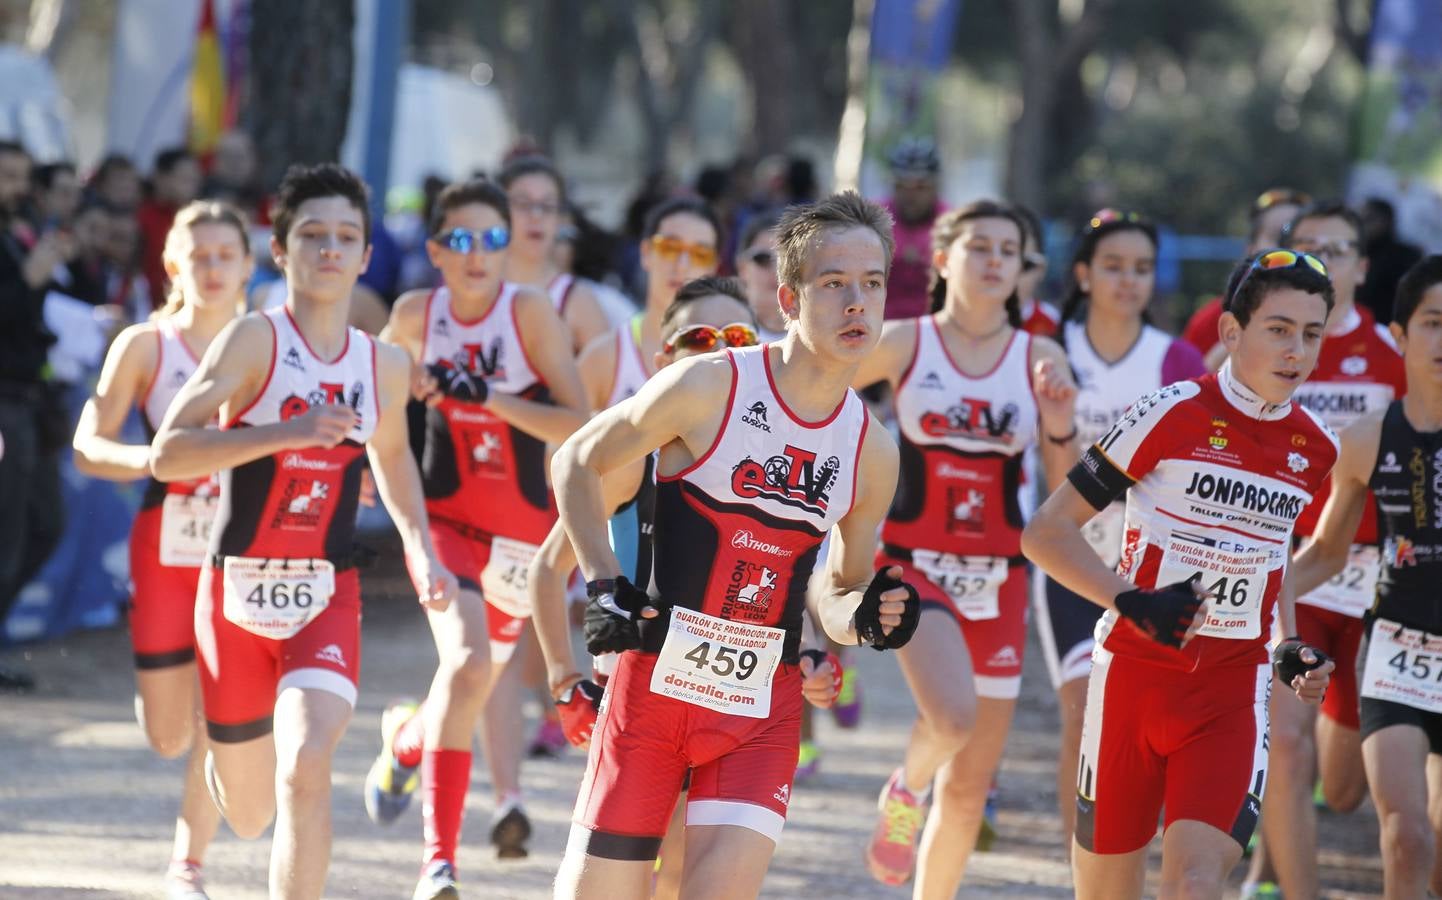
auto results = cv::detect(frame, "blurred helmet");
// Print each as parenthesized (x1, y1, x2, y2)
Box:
(888, 137, 941, 177)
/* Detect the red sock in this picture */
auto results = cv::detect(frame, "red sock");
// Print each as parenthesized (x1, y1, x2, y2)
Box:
(422, 749, 472, 867)
(392, 708, 426, 769)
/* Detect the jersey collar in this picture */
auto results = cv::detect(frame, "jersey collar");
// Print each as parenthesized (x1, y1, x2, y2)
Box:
(1219, 359, 1292, 421)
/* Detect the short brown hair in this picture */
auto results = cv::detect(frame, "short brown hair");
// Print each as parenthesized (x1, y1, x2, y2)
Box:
(661, 276, 755, 332)
(428, 178, 510, 235)
(775, 191, 894, 291)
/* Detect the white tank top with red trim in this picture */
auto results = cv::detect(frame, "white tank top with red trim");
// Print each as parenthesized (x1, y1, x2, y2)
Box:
(547, 273, 575, 313)
(143, 316, 202, 432)
(606, 316, 651, 408)
(676, 344, 867, 535)
(421, 283, 540, 396)
(237, 306, 379, 444)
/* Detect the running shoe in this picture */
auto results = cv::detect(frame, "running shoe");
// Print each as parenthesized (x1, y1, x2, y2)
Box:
(795, 740, 821, 782)
(1313, 779, 1327, 809)
(363, 699, 420, 825)
(490, 798, 532, 859)
(975, 782, 999, 851)
(528, 716, 568, 758)
(165, 861, 209, 900)
(412, 860, 460, 900)
(831, 666, 862, 729)
(1238, 881, 1282, 899)
(865, 768, 929, 886)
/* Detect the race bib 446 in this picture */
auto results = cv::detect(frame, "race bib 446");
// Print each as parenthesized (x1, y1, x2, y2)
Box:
(1155, 530, 1283, 640)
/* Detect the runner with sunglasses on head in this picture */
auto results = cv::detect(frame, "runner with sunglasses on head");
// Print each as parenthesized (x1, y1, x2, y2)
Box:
(72, 201, 251, 900)
(552, 192, 918, 899)
(498, 156, 611, 354)
(1183, 188, 1312, 371)
(1250, 201, 1406, 900)
(149, 163, 459, 900)
(852, 200, 1079, 894)
(1023, 248, 1340, 900)
(576, 198, 723, 413)
(1035, 209, 1206, 857)
(364, 178, 588, 898)
(1286, 256, 1442, 899)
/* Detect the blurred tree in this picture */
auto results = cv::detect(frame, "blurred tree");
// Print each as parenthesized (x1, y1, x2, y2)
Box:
(249, 0, 354, 189)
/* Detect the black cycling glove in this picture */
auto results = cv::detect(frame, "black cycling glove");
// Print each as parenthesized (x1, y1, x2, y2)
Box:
(1114, 574, 1205, 649)
(1273, 636, 1330, 686)
(583, 576, 654, 656)
(854, 569, 920, 651)
(427, 362, 488, 405)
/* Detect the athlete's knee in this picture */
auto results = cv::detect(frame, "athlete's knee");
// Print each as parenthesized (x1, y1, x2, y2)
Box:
(1321, 778, 1366, 813)
(225, 801, 275, 840)
(143, 719, 194, 759)
(442, 644, 492, 697)
(1164, 861, 1228, 900)
(1380, 810, 1433, 870)
(276, 737, 334, 804)
(919, 697, 976, 748)
(1267, 714, 1314, 764)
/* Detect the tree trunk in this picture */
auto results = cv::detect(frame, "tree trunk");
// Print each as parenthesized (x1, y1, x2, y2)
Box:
(1007, 0, 1054, 210)
(736, 0, 794, 157)
(833, 0, 873, 192)
(249, 0, 355, 189)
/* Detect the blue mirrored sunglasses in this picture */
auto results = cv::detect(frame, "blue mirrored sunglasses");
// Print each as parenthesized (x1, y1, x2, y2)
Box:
(433, 226, 510, 254)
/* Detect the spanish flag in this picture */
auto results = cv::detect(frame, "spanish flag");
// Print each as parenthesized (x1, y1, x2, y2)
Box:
(189, 0, 227, 157)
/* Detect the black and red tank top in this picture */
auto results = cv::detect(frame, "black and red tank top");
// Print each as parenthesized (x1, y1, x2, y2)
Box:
(416, 283, 556, 542)
(644, 344, 868, 660)
(885, 318, 1038, 558)
(141, 316, 218, 508)
(209, 307, 379, 568)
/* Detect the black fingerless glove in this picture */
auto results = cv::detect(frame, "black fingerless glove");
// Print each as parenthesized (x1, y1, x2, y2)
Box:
(1114, 575, 1204, 649)
(583, 576, 653, 656)
(854, 569, 920, 651)
(427, 362, 488, 404)
(1273, 636, 1330, 685)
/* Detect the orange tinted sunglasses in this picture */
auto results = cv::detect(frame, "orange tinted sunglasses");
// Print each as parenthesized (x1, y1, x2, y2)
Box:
(662, 322, 758, 354)
(649, 234, 719, 269)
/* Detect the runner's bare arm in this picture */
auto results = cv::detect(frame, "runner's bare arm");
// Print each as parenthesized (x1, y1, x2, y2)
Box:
(553, 354, 731, 583)
(530, 460, 645, 691)
(561, 280, 611, 354)
(849, 319, 915, 391)
(1030, 337, 1081, 492)
(1022, 483, 1136, 611)
(485, 288, 590, 442)
(365, 340, 456, 610)
(816, 416, 909, 644)
(1290, 410, 1382, 596)
(150, 316, 351, 481)
(73, 323, 157, 481)
(576, 328, 619, 411)
(381, 290, 443, 406)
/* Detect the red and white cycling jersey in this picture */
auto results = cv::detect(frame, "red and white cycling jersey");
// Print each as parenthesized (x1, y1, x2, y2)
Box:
(211, 307, 379, 566)
(884, 318, 1037, 558)
(646, 344, 868, 662)
(418, 283, 555, 542)
(1290, 304, 1405, 541)
(1069, 361, 1338, 670)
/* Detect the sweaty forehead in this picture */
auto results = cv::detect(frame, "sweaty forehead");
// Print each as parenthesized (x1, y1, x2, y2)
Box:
(1253, 288, 1329, 326)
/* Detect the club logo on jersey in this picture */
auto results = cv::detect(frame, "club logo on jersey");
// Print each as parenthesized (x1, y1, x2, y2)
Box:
(454, 338, 506, 379)
(920, 399, 1018, 443)
(1379, 452, 1401, 474)
(731, 529, 793, 558)
(1387, 535, 1417, 568)
(917, 371, 945, 390)
(170, 367, 189, 387)
(1340, 355, 1368, 376)
(1287, 451, 1309, 473)
(279, 381, 366, 427)
(464, 428, 508, 477)
(1210, 435, 1229, 450)
(433, 317, 450, 337)
(1118, 527, 1142, 574)
(1184, 471, 1306, 520)
(1291, 434, 1307, 447)
(731, 445, 839, 516)
(946, 485, 986, 535)
(1211, 417, 1229, 429)
(724, 560, 778, 616)
(282, 347, 306, 372)
(273, 479, 330, 529)
(741, 401, 772, 432)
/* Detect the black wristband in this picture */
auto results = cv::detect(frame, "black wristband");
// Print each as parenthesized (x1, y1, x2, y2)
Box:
(585, 578, 618, 599)
(1046, 426, 1079, 445)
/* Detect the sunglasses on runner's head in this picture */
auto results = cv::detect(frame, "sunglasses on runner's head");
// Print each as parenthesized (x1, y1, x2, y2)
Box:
(1253, 188, 1311, 212)
(1229, 249, 1328, 306)
(1087, 208, 1144, 232)
(649, 235, 719, 269)
(433, 226, 510, 254)
(744, 249, 775, 269)
(662, 322, 758, 354)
